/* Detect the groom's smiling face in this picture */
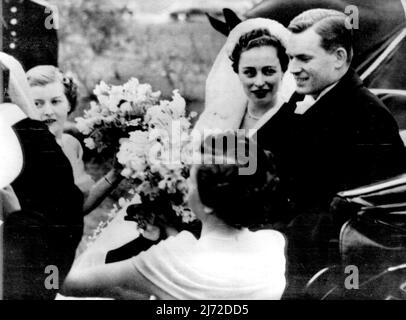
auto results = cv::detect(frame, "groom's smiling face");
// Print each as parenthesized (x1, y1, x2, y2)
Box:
(286, 28, 340, 97)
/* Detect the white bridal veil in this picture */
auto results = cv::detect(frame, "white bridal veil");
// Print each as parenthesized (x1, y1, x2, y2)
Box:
(195, 18, 296, 132)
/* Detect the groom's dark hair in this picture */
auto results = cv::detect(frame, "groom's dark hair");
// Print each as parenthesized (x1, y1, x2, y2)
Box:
(195, 132, 282, 229)
(288, 9, 354, 63)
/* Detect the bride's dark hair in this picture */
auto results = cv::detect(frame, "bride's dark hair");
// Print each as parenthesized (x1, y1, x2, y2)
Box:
(195, 131, 282, 229)
(230, 28, 289, 74)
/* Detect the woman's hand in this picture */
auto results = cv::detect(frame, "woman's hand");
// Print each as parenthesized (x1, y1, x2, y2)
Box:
(82, 159, 124, 214)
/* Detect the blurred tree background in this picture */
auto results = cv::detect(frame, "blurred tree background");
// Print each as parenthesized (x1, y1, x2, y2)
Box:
(45, 0, 226, 240)
(48, 0, 225, 120)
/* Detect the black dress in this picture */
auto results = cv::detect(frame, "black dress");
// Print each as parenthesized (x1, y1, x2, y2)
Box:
(3, 118, 84, 300)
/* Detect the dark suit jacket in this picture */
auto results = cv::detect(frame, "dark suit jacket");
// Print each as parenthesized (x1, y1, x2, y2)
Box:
(4, 118, 83, 300)
(256, 69, 406, 285)
(257, 68, 406, 216)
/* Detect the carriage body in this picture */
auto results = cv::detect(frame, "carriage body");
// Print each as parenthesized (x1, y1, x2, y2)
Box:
(207, 0, 406, 299)
(246, 1, 406, 299)
(303, 175, 406, 299)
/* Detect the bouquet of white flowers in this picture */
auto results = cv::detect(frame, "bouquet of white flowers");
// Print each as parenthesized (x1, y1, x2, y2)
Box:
(75, 78, 161, 155)
(115, 89, 197, 231)
(79, 78, 198, 239)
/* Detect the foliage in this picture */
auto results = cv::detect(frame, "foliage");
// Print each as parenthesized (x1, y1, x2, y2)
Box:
(49, 0, 225, 119)
(78, 77, 197, 238)
(46, 1, 225, 239)
(75, 78, 161, 156)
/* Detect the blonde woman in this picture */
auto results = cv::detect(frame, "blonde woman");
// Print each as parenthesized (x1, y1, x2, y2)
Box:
(27, 65, 122, 213)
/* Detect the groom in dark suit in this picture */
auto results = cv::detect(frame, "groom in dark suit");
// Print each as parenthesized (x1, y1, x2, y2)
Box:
(256, 9, 406, 296)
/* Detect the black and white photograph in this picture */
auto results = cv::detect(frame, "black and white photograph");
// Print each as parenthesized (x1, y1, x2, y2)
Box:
(1, 0, 406, 305)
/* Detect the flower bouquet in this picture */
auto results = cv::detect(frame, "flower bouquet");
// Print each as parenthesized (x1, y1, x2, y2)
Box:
(80, 78, 199, 245)
(115, 90, 197, 232)
(75, 78, 161, 156)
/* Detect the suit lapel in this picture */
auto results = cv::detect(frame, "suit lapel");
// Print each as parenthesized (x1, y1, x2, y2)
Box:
(293, 69, 363, 120)
(256, 69, 364, 143)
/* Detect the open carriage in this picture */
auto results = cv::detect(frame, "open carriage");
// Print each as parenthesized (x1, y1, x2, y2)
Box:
(306, 175, 406, 299)
(207, 0, 406, 299)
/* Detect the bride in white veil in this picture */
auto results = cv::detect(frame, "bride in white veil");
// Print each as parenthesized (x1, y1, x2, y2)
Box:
(194, 18, 296, 134)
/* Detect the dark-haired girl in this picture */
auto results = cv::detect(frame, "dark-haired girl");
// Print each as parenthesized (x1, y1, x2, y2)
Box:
(62, 134, 286, 300)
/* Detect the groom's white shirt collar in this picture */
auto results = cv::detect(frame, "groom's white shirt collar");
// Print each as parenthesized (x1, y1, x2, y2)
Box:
(294, 81, 339, 115)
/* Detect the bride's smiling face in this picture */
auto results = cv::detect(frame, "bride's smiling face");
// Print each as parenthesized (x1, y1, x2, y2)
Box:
(238, 45, 283, 106)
